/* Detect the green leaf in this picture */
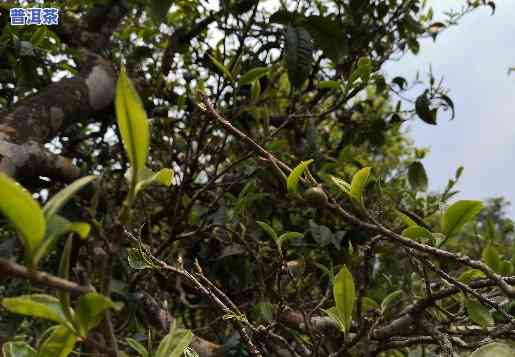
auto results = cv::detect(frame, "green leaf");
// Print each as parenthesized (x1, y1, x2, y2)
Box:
(134, 167, 174, 194)
(285, 24, 313, 88)
(395, 209, 418, 227)
(43, 175, 97, 220)
(402, 226, 433, 241)
(126, 338, 149, 357)
(2, 342, 37, 357)
(322, 306, 346, 333)
(269, 10, 295, 25)
(184, 347, 199, 357)
(37, 325, 76, 357)
(0, 173, 45, 259)
(238, 67, 269, 86)
(286, 159, 313, 193)
(76, 293, 123, 335)
(350, 57, 373, 84)
(330, 175, 351, 196)
(148, 0, 173, 25)
(318, 80, 341, 89)
(33, 215, 90, 266)
(257, 221, 278, 244)
(300, 16, 347, 63)
(208, 54, 233, 81)
(469, 342, 515, 357)
(381, 290, 403, 314)
(115, 67, 150, 181)
(333, 265, 355, 335)
(127, 248, 157, 270)
(482, 245, 501, 273)
(250, 80, 261, 101)
(441, 200, 484, 237)
(57, 238, 73, 325)
(458, 269, 486, 284)
(277, 232, 303, 250)
(408, 161, 428, 192)
(465, 299, 494, 328)
(362, 297, 380, 314)
(350, 167, 372, 207)
(2, 294, 67, 324)
(155, 328, 193, 357)
(415, 90, 437, 125)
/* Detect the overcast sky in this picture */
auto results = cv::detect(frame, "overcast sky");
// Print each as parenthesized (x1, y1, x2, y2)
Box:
(385, 0, 515, 217)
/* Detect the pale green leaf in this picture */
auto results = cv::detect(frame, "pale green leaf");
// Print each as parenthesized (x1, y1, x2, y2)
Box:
(381, 290, 403, 314)
(1, 294, 67, 324)
(362, 297, 380, 314)
(330, 175, 351, 196)
(0, 173, 45, 259)
(76, 293, 123, 335)
(33, 215, 90, 266)
(465, 299, 494, 328)
(333, 265, 355, 334)
(2, 342, 37, 357)
(126, 338, 149, 357)
(256, 221, 278, 243)
(395, 209, 418, 227)
(238, 67, 269, 86)
(458, 269, 486, 284)
(134, 167, 174, 194)
(287, 160, 314, 193)
(482, 245, 501, 273)
(115, 67, 150, 178)
(37, 325, 76, 357)
(322, 306, 346, 333)
(402, 226, 433, 243)
(277, 232, 303, 249)
(208, 54, 233, 81)
(468, 342, 515, 357)
(127, 248, 156, 270)
(155, 329, 193, 357)
(43, 175, 97, 220)
(57, 238, 73, 324)
(441, 200, 483, 237)
(350, 167, 371, 206)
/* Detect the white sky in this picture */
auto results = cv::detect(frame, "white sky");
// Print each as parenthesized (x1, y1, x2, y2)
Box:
(385, 0, 515, 217)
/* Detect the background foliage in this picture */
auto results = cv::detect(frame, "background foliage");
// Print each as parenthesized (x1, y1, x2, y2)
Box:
(0, 0, 513, 356)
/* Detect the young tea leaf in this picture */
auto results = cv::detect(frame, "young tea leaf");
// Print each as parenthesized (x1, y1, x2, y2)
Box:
(322, 306, 346, 333)
(350, 167, 372, 207)
(0, 173, 45, 260)
(441, 200, 483, 237)
(1, 294, 67, 325)
(126, 338, 150, 357)
(115, 67, 150, 181)
(2, 341, 37, 357)
(407, 161, 428, 192)
(134, 167, 174, 195)
(238, 67, 269, 86)
(155, 328, 193, 357)
(38, 325, 76, 357)
(76, 292, 123, 335)
(333, 265, 355, 335)
(43, 175, 97, 220)
(208, 54, 233, 82)
(286, 159, 313, 193)
(465, 299, 494, 328)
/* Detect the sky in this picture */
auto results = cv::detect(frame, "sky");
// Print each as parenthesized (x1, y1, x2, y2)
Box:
(384, 0, 515, 217)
